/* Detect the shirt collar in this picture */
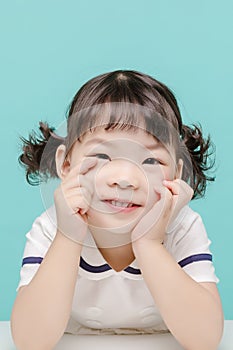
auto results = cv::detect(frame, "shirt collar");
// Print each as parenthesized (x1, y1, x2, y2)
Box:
(80, 230, 142, 279)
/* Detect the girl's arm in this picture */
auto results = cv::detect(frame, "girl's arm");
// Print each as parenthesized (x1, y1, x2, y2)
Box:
(11, 231, 82, 350)
(133, 241, 223, 350)
(132, 180, 223, 349)
(11, 157, 97, 350)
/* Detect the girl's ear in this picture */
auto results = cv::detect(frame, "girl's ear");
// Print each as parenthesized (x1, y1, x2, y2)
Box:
(55, 144, 71, 180)
(175, 158, 183, 179)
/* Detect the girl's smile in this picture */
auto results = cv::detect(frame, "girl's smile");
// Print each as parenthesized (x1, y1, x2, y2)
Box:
(103, 199, 141, 212)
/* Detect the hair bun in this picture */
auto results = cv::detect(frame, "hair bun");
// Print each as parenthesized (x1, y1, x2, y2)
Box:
(18, 121, 65, 185)
(181, 123, 215, 198)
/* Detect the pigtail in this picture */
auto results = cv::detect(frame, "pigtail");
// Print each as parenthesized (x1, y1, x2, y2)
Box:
(181, 124, 215, 199)
(18, 121, 65, 185)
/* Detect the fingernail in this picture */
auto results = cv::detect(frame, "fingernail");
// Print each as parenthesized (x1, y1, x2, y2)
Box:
(85, 157, 95, 162)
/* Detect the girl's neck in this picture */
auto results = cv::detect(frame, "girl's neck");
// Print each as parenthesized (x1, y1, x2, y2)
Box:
(88, 226, 135, 272)
(98, 244, 135, 272)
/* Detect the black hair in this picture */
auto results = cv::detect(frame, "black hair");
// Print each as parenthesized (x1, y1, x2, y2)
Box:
(18, 70, 215, 199)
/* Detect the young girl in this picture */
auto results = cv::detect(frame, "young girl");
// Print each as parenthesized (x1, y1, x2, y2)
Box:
(11, 70, 223, 350)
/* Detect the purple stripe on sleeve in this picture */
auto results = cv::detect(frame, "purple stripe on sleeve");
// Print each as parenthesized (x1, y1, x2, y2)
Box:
(178, 253, 212, 268)
(22, 257, 43, 266)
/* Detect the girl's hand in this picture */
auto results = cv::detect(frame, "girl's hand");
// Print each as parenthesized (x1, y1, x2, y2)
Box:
(54, 158, 97, 244)
(131, 179, 194, 246)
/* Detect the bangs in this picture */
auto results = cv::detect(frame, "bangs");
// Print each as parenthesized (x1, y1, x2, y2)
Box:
(66, 102, 179, 152)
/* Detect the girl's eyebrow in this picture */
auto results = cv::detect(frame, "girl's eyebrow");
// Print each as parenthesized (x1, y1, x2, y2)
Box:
(84, 137, 107, 146)
(146, 143, 165, 150)
(84, 137, 166, 151)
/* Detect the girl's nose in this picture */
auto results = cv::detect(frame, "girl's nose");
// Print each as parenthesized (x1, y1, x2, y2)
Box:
(105, 160, 141, 189)
(108, 179, 138, 189)
(116, 180, 135, 189)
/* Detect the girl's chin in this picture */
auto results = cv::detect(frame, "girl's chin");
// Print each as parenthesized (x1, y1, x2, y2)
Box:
(88, 225, 133, 248)
(87, 216, 139, 242)
(86, 205, 151, 244)
(88, 222, 136, 235)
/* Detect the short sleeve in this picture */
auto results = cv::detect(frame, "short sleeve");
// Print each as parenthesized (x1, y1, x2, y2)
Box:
(165, 206, 219, 284)
(16, 206, 57, 291)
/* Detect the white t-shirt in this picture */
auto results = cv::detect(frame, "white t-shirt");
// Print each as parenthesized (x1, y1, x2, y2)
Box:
(16, 205, 219, 335)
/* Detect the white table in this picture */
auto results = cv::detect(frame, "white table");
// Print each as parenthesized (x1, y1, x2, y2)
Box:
(1, 321, 232, 349)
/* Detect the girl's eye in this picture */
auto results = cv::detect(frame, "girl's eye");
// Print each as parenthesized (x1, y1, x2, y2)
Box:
(143, 157, 161, 165)
(94, 153, 111, 160)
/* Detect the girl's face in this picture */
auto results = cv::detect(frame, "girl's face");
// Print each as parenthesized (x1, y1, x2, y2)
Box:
(63, 127, 182, 247)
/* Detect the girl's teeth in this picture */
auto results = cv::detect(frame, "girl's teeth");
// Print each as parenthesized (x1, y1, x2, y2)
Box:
(110, 200, 133, 208)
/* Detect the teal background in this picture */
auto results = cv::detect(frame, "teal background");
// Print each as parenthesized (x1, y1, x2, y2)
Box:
(0, 0, 232, 320)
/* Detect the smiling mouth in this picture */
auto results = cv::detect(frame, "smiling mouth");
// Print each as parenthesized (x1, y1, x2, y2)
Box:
(104, 199, 141, 209)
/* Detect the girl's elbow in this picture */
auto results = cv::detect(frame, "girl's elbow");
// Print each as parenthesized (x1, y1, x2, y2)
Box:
(189, 326, 224, 350)
(11, 316, 59, 350)
(11, 331, 57, 350)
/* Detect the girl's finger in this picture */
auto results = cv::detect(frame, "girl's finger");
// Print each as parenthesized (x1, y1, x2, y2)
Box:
(132, 186, 172, 241)
(162, 179, 180, 195)
(79, 157, 98, 175)
(64, 157, 98, 181)
(163, 179, 194, 200)
(65, 187, 92, 203)
(154, 185, 173, 217)
(173, 179, 194, 200)
(66, 190, 92, 211)
(63, 174, 94, 194)
(154, 183, 172, 202)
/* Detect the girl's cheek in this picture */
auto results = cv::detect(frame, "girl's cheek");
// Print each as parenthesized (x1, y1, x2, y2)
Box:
(141, 169, 163, 209)
(146, 166, 165, 186)
(90, 160, 110, 191)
